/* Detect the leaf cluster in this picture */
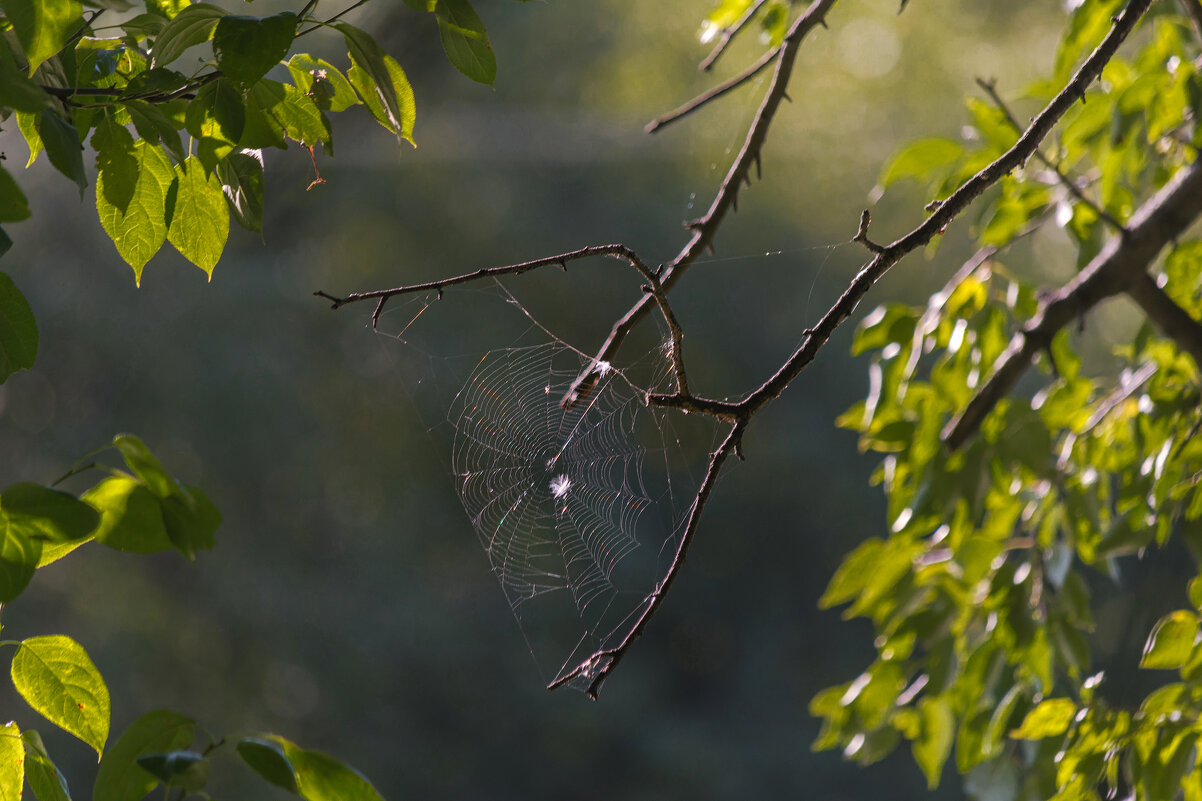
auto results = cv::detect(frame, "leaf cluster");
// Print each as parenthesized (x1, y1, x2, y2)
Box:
(813, 2, 1202, 798)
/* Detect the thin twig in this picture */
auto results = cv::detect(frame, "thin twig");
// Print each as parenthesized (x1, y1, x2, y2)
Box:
(297, 0, 372, 37)
(974, 77, 1123, 232)
(699, 0, 770, 71)
(647, 40, 779, 134)
(1181, 0, 1202, 42)
(944, 155, 1202, 449)
(566, 0, 839, 408)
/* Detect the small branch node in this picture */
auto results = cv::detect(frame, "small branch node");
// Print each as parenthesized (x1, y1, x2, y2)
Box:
(853, 209, 887, 254)
(371, 297, 387, 329)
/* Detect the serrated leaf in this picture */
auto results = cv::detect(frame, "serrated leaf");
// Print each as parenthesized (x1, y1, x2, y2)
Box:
(96, 137, 176, 282)
(1141, 609, 1199, 669)
(0, 721, 23, 801)
(336, 22, 415, 148)
(150, 2, 227, 68)
(1010, 698, 1076, 740)
(166, 157, 228, 277)
(0, 164, 31, 222)
(12, 635, 110, 756)
(82, 476, 174, 554)
(217, 150, 264, 234)
(435, 0, 496, 86)
(0, 0, 83, 74)
(0, 271, 37, 382)
(123, 100, 186, 164)
(94, 710, 194, 801)
(913, 696, 954, 789)
(22, 730, 71, 801)
(184, 78, 245, 173)
(212, 12, 297, 88)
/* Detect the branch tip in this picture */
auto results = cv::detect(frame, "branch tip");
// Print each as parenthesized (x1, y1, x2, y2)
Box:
(853, 209, 886, 254)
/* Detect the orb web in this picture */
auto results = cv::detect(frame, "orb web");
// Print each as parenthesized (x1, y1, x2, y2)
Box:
(449, 341, 690, 686)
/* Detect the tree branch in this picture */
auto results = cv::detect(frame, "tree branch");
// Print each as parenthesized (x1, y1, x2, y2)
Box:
(563, 0, 839, 409)
(974, 76, 1123, 233)
(943, 155, 1202, 450)
(546, 421, 747, 698)
(1121, 271, 1202, 365)
(699, 0, 770, 72)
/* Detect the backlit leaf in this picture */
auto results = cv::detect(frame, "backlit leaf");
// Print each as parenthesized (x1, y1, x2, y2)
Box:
(12, 635, 110, 756)
(1, 482, 98, 542)
(95, 138, 177, 283)
(0, 721, 23, 801)
(150, 3, 227, 68)
(1010, 698, 1076, 740)
(167, 157, 229, 278)
(1141, 609, 1199, 669)
(337, 22, 416, 148)
(913, 696, 954, 789)
(0, 0, 83, 74)
(0, 164, 31, 222)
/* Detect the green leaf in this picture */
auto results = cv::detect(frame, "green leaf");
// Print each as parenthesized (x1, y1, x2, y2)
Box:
(286, 54, 359, 112)
(123, 100, 186, 164)
(22, 730, 71, 801)
(0, 514, 39, 601)
(0, 271, 37, 382)
(336, 22, 416, 147)
(184, 78, 245, 173)
(912, 696, 954, 789)
(212, 12, 297, 88)
(12, 635, 110, 757)
(238, 735, 385, 801)
(94, 710, 194, 801)
(435, 0, 496, 86)
(1010, 698, 1076, 740)
(1141, 609, 1199, 669)
(149, 2, 227, 68)
(879, 137, 964, 189)
(237, 737, 299, 794)
(1190, 576, 1202, 613)
(819, 537, 884, 608)
(36, 539, 88, 568)
(82, 476, 174, 553)
(121, 67, 187, 98)
(0, 164, 32, 222)
(0, 721, 23, 801)
(136, 751, 208, 791)
(35, 110, 88, 195)
(166, 157, 228, 277)
(0, 0, 83, 74)
(95, 137, 177, 283)
(0, 63, 54, 112)
(1, 482, 99, 542)
(160, 485, 219, 561)
(217, 150, 264, 234)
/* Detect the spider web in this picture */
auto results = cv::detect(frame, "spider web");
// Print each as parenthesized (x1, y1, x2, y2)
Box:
(448, 339, 700, 688)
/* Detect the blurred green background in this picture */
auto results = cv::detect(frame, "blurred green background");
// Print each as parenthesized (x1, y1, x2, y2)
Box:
(0, 1, 1072, 797)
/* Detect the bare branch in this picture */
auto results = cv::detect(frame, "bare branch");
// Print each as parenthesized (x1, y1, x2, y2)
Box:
(565, 0, 839, 408)
(974, 77, 1123, 233)
(699, 0, 770, 71)
(645, 49, 778, 134)
(943, 156, 1202, 449)
(547, 421, 747, 698)
(314, 244, 657, 316)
